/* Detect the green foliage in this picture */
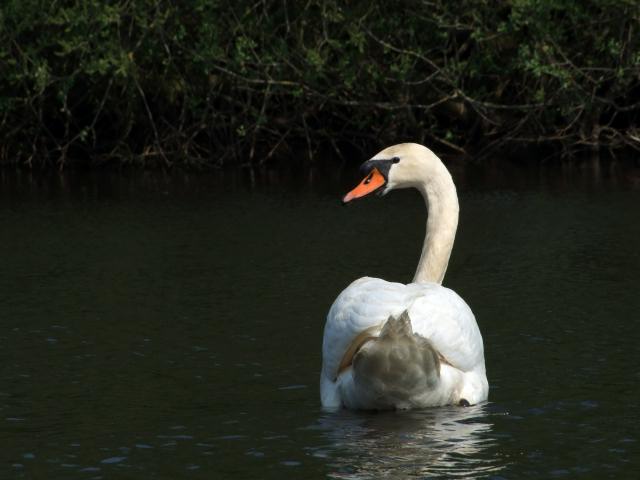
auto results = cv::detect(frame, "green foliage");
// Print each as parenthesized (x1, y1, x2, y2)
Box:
(0, 0, 639, 167)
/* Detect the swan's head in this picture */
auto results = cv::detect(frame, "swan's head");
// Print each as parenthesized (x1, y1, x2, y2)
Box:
(342, 143, 438, 204)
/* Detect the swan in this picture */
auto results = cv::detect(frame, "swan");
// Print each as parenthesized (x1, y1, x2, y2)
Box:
(320, 143, 488, 410)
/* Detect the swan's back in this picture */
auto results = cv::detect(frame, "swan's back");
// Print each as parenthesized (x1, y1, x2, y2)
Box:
(321, 277, 487, 408)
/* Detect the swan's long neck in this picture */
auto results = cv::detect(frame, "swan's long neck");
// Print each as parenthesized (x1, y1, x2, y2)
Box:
(412, 164, 459, 284)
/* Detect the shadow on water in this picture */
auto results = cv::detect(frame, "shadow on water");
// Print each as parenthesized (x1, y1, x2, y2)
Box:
(312, 404, 503, 479)
(0, 152, 639, 200)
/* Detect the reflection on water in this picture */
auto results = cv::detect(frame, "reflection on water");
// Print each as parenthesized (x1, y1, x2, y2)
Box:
(313, 405, 502, 479)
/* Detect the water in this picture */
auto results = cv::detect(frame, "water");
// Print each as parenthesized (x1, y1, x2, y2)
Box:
(1, 160, 639, 479)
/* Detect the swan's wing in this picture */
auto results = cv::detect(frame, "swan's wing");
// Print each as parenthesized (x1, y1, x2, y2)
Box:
(322, 277, 484, 382)
(407, 287, 484, 373)
(322, 277, 419, 380)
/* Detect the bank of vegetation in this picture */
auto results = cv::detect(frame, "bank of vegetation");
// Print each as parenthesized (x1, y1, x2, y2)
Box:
(1, 0, 639, 168)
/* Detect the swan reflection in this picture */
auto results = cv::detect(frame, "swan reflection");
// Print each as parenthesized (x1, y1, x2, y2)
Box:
(311, 404, 503, 479)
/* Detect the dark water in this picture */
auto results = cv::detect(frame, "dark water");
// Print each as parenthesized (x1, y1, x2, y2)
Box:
(1, 160, 639, 479)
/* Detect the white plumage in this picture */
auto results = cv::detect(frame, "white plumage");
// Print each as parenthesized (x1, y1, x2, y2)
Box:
(320, 143, 488, 410)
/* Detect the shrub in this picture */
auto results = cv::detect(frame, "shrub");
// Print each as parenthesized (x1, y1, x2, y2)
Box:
(1, 0, 638, 168)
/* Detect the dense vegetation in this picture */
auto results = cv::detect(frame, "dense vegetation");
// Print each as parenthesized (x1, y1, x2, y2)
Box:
(1, 0, 639, 168)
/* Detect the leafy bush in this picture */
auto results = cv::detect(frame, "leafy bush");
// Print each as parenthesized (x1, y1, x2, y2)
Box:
(1, 0, 638, 167)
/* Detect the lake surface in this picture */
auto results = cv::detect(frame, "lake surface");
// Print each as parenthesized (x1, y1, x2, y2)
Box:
(1, 159, 639, 479)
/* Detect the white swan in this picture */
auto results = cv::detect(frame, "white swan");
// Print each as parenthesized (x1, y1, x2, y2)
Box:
(320, 143, 488, 410)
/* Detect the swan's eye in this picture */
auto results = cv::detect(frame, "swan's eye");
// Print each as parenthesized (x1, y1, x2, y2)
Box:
(392, 157, 400, 164)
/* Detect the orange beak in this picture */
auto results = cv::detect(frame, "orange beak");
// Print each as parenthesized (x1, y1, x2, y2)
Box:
(342, 168, 387, 204)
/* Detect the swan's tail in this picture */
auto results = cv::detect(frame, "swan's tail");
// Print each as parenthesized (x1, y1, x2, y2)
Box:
(352, 310, 441, 409)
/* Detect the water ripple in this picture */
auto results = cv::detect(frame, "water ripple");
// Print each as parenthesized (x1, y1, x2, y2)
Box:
(311, 404, 504, 479)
